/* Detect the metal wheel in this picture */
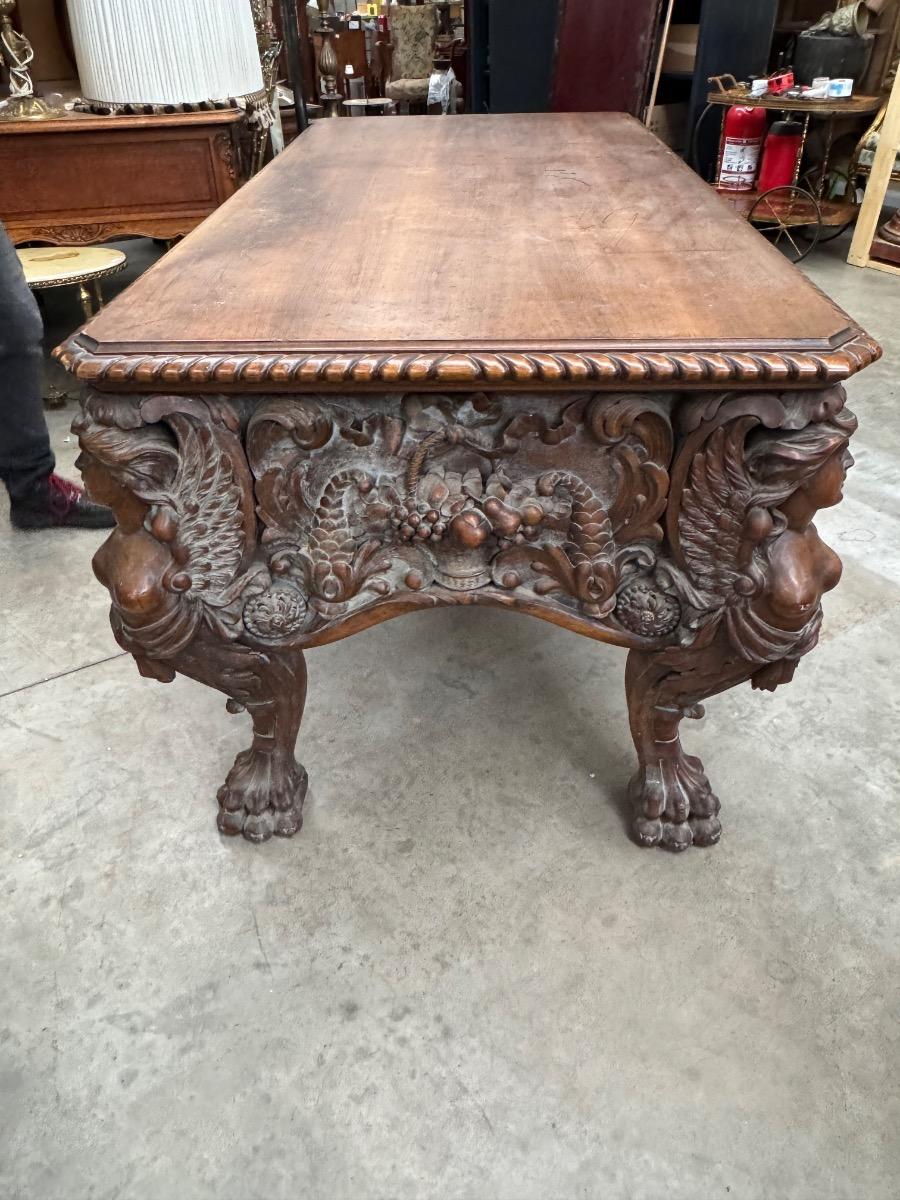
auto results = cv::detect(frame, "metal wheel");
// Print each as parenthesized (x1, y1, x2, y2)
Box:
(796, 167, 857, 243)
(797, 218, 854, 245)
(747, 185, 822, 263)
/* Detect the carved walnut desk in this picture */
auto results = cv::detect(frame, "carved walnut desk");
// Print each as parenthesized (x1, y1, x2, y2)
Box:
(58, 114, 880, 850)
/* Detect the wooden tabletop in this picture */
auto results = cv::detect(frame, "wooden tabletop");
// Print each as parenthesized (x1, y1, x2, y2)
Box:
(59, 112, 879, 391)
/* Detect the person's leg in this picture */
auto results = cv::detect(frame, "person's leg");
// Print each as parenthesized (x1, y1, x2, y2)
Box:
(0, 223, 55, 499)
(0, 223, 113, 529)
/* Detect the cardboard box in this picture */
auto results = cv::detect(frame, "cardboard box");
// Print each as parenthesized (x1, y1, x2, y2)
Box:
(662, 24, 699, 75)
(648, 102, 689, 151)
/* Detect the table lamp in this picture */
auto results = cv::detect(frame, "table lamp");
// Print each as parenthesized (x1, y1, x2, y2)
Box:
(0, 0, 57, 120)
(66, 0, 265, 113)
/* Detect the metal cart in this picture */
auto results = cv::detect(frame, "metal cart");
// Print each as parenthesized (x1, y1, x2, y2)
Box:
(705, 78, 882, 262)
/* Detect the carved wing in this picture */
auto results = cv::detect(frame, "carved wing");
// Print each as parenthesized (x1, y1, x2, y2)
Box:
(167, 415, 246, 598)
(678, 420, 755, 604)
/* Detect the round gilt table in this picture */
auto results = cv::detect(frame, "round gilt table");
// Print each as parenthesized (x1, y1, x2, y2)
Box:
(341, 98, 396, 116)
(18, 244, 126, 320)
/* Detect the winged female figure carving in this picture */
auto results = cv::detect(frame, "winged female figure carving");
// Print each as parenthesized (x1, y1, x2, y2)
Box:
(668, 406, 857, 677)
(626, 399, 857, 850)
(74, 406, 259, 669)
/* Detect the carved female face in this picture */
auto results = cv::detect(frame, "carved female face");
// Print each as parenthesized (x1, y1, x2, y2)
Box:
(73, 423, 176, 524)
(75, 450, 124, 511)
(747, 414, 856, 517)
(804, 446, 853, 510)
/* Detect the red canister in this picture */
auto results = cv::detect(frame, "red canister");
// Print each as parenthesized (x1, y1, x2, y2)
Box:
(757, 120, 804, 193)
(716, 105, 767, 192)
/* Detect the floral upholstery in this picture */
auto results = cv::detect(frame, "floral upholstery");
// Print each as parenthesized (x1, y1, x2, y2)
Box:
(858, 130, 900, 176)
(388, 3, 437, 83)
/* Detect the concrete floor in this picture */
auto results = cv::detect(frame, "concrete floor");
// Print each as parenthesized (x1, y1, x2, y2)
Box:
(1, 236, 899, 1200)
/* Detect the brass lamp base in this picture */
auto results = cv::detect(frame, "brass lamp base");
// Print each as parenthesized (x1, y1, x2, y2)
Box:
(0, 93, 57, 121)
(319, 92, 343, 118)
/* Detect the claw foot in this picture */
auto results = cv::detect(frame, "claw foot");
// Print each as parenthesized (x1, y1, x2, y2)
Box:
(628, 753, 721, 851)
(216, 748, 308, 843)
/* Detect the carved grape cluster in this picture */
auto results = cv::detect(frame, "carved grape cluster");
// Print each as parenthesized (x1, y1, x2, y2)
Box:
(390, 501, 453, 544)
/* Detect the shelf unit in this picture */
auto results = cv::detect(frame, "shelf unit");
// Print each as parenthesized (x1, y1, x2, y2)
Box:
(643, 0, 779, 171)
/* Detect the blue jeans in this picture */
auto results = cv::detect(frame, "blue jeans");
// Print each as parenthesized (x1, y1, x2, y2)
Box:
(0, 222, 54, 500)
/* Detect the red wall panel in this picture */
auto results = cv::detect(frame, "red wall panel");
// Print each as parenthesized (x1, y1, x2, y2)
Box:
(552, 0, 663, 116)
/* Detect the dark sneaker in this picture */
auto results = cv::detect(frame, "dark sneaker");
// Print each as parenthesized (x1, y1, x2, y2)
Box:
(10, 472, 115, 530)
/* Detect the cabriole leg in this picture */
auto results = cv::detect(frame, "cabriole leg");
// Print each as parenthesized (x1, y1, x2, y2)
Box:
(128, 635, 310, 843)
(216, 647, 309, 842)
(622, 385, 858, 850)
(73, 393, 313, 844)
(168, 638, 309, 841)
(625, 646, 748, 851)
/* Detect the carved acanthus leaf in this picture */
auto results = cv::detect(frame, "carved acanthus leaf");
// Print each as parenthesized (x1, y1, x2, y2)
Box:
(589, 394, 673, 542)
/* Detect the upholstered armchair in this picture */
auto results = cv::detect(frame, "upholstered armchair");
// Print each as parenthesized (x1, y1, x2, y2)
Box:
(381, 3, 439, 110)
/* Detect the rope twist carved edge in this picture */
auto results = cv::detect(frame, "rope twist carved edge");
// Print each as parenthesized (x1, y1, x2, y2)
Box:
(56, 333, 881, 389)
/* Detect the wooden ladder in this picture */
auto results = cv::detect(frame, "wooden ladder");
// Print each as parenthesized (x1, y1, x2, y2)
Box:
(848, 65, 900, 276)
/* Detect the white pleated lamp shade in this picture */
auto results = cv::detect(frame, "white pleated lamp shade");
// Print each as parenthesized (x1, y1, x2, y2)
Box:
(67, 0, 264, 107)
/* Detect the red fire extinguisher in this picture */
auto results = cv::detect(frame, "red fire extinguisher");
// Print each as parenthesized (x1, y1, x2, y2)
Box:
(757, 120, 804, 193)
(716, 106, 767, 192)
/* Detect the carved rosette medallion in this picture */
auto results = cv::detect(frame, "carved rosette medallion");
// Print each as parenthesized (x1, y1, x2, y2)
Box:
(615, 581, 681, 637)
(243, 584, 309, 640)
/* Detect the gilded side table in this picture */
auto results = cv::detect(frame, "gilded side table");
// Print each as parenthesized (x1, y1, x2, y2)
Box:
(58, 114, 880, 850)
(19, 244, 126, 320)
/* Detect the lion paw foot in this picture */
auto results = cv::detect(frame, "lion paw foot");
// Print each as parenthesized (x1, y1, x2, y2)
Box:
(629, 753, 721, 852)
(216, 749, 308, 843)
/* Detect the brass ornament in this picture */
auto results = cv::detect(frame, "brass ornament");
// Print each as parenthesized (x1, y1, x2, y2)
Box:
(315, 0, 342, 118)
(0, 0, 57, 121)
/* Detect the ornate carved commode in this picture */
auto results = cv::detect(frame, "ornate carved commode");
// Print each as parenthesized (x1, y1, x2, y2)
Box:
(58, 114, 880, 850)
